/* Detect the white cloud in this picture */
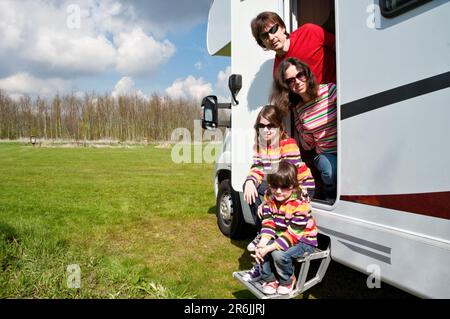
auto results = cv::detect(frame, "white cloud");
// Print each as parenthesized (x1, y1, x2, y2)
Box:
(0, 1, 25, 50)
(165, 66, 231, 102)
(195, 62, 203, 70)
(27, 28, 116, 75)
(0, 73, 70, 98)
(215, 66, 231, 100)
(124, 0, 212, 37)
(74, 91, 86, 99)
(166, 76, 212, 102)
(112, 76, 148, 100)
(115, 28, 175, 76)
(0, 0, 179, 79)
(0, 0, 118, 76)
(0, 0, 216, 97)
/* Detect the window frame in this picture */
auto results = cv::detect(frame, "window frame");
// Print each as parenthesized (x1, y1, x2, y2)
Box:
(380, 0, 432, 18)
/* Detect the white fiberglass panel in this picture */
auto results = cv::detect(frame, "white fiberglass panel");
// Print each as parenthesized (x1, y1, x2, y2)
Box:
(230, 0, 283, 191)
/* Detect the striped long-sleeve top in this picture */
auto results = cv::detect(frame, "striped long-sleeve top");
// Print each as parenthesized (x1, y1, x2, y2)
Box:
(245, 137, 315, 191)
(261, 191, 318, 250)
(295, 83, 337, 154)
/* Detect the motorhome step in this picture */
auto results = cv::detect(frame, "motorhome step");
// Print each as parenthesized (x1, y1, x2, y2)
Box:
(233, 243, 331, 299)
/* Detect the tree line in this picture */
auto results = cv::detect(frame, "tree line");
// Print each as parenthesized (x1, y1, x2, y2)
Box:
(0, 89, 201, 141)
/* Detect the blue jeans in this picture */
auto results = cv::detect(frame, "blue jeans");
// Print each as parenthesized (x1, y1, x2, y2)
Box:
(246, 181, 267, 230)
(261, 240, 315, 285)
(314, 153, 337, 196)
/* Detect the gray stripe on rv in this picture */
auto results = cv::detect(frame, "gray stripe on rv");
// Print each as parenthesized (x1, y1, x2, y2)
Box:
(319, 226, 391, 254)
(338, 241, 391, 265)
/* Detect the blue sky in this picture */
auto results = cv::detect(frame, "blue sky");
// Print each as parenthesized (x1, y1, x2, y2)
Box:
(0, 0, 231, 101)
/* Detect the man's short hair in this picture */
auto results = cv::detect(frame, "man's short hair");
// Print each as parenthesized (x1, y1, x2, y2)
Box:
(250, 11, 288, 49)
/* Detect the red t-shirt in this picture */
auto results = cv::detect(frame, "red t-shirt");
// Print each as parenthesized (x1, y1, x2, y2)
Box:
(274, 23, 336, 84)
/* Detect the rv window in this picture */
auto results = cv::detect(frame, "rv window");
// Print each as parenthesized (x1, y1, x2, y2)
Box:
(380, 0, 432, 18)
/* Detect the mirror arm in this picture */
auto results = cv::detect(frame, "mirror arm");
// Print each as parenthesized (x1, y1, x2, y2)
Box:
(231, 93, 239, 105)
(228, 74, 242, 106)
(217, 103, 232, 109)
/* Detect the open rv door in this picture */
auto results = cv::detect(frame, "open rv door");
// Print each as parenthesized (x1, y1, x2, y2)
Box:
(230, 0, 289, 193)
(203, 0, 290, 238)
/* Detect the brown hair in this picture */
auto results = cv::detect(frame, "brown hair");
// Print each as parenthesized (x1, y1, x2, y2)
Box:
(254, 105, 289, 152)
(270, 58, 319, 115)
(267, 160, 299, 189)
(250, 11, 289, 49)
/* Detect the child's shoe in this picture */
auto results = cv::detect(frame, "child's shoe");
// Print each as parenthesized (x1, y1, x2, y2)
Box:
(262, 280, 279, 295)
(277, 276, 296, 295)
(242, 264, 262, 282)
(246, 233, 261, 252)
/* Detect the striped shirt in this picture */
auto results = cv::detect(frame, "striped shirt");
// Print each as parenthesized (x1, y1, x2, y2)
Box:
(295, 83, 337, 154)
(261, 191, 318, 250)
(246, 137, 315, 191)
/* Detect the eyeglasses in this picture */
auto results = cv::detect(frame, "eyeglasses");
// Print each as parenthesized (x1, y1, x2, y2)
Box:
(269, 185, 294, 192)
(255, 123, 278, 130)
(260, 24, 279, 41)
(286, 71, 307, 86)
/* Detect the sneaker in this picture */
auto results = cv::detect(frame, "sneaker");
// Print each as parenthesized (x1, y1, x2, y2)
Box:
(246, 233, 261, 252)
(277, 276, 296, 295)
(262, 280, 279, 295)
(242, 264, 262, 282)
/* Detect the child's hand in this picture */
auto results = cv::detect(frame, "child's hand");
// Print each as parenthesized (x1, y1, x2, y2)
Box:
(256, 237, 269, 248)
(250, 251, 263, 264)
(252, 246, 269, 264)
(257, 201, 265, 218)
(243, 180, 258, 204)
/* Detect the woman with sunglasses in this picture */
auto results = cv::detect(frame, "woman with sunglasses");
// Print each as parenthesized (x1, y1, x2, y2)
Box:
(271, 57, 337, 200)
(250, 11, 336, 84)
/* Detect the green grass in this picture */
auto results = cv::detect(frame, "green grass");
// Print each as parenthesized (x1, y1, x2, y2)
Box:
(0, 143, 413, 299)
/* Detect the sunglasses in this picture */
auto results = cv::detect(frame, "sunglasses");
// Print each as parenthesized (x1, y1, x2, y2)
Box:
(286, 71, 307, 86)
(260, 24, 279, 41)
(269, 185, 294, 192)
(255, 123, 278, 130)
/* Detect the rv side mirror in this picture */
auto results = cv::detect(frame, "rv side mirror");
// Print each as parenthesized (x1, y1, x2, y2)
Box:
(202, 95, 218, 130)
(228, 74, 242, 105)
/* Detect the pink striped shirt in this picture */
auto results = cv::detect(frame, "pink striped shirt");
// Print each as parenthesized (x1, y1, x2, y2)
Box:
(295, 83, 337, 154)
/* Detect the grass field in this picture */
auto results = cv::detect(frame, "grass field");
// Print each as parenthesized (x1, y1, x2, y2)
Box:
(0, 142, 413, 299)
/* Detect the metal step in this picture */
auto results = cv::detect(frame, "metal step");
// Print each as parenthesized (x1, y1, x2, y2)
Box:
(233, 236, 331, 299)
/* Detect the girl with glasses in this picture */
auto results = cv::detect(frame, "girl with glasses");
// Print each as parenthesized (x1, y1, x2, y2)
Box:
(271, 57, 337, 200)
(251, 160, 318, 295)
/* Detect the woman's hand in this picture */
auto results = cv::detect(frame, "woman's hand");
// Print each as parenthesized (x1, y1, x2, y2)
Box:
(243, 180, 258, 204)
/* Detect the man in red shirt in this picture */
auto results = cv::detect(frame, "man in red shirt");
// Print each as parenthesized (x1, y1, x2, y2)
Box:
(251, 11, 336, 84)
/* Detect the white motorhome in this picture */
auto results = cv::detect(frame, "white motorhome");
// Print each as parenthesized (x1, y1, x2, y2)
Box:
(202, 0, 450, 298)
